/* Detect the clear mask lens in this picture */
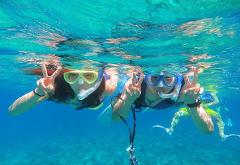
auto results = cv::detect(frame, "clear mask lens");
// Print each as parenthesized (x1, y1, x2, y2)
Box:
(64, 70, 98, 85)
(64, 72, 80, 84)
(147, 72, 176, 88)
(163, 75, 176, 87)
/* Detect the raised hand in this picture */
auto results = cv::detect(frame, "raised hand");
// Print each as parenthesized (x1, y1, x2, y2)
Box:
(35, 63, 62, 97)
(123, 68, 144, 101)
(181, 66, 202, 104)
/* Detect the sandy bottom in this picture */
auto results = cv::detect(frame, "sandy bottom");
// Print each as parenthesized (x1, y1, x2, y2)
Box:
(0, 131, 239, 165)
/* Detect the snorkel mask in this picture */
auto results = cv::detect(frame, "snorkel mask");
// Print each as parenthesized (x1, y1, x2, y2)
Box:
(146, 71, 183, 101)
(64, 68, 104, 100)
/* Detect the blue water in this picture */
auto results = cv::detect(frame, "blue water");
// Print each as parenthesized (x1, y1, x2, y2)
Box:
(1, 0, 240, 164)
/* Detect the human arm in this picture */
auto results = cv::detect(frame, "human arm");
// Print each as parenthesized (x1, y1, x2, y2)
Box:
(8, 89, 48, 116)
(112, 70, 143, 120)
(8, 64, 61, 116)
(178, 67, 214, 134)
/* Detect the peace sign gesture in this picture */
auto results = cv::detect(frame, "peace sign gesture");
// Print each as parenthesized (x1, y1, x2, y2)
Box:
(123, 67, 144, 101)
(180, 66, 202, 105)
(35, 63, 62, 98)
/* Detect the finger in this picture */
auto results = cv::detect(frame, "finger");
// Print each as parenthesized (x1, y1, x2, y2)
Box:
(194, 84, 201, 94)
(185, 86, 201, 96)
(126, 86, 132, 96)
(133, 88, 141, 96)
(128, 83, 133, 91)
(51, 65, 62, 79)
(185, 89, 194, 96)
(43, 77, 53, 86)
(46, 85, 54, 94)
(192, 83, 200, 90)
(185, 86, 199, 93)
(184, 69, 198, 88)
(133, 72, 143, 88)
(41, 63, 48, 77)
(131, 86, 137, 93)
(136, 88, 141, 95)
(39, 79, 46, 89)
(184, 74, 192, 87)
(136, 73, 144, 87)
(132, 72, 137, 85)
(183, 84, 199, 93)
(191, 67, 199, 85)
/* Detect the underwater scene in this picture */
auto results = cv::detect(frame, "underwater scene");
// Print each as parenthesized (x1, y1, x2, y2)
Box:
(0, 0, 240, 164)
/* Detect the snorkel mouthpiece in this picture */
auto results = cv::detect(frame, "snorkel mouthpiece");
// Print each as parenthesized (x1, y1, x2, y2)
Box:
(77, 80, 102, 100)
(158, 92, 176, 99)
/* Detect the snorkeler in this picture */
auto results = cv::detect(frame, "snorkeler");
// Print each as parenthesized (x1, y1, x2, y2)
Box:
(8, 62, 126, 115)
(108, 66, 216, 165)
(153, 92, 240, 141)
(112, 67, 214, 134)
(8, 61, 143, 165)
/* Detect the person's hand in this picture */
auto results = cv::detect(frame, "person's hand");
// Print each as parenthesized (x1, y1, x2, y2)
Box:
(122, 68, 144, 102)
(35, 63, 62, 97)
(180, 67, 202, 105)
